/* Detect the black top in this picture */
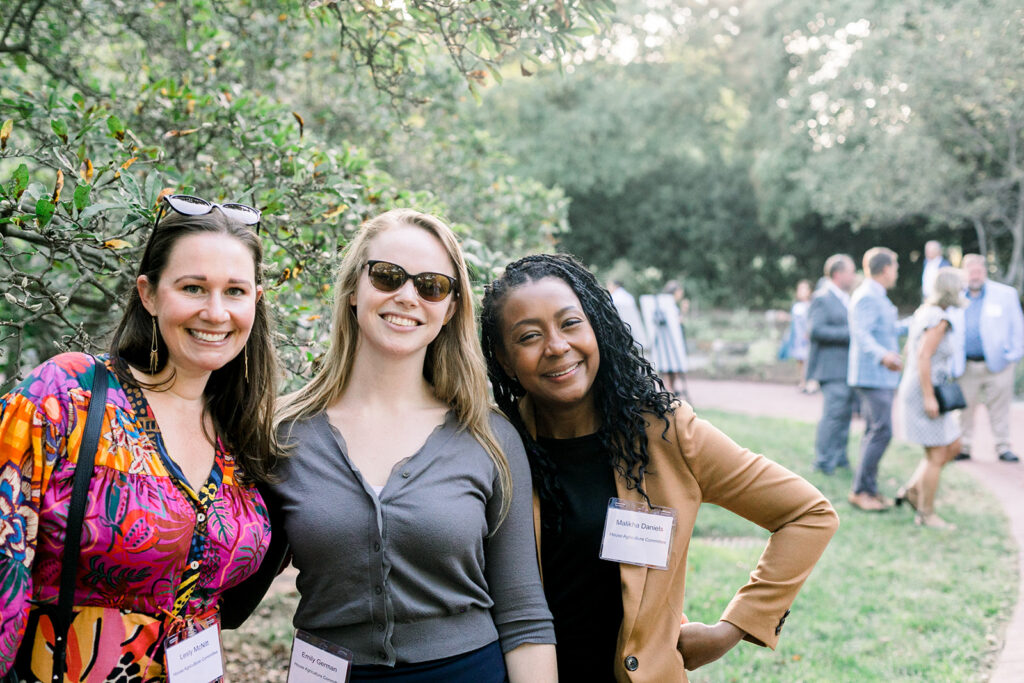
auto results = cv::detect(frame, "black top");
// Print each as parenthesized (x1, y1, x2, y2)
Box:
(537, 433, 622, 683)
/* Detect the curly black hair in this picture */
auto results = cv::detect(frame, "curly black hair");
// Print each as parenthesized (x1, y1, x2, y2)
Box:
(480, 253, 676, 532)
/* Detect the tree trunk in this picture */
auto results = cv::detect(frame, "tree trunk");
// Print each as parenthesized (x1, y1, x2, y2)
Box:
(972, 216, 988, 261)
(1006, 173, 1024, 294)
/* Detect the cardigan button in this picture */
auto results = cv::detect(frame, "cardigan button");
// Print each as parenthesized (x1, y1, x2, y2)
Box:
(624, 655, 639, 671)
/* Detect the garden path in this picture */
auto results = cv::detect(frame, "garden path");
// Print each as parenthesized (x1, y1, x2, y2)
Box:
(688, 377, 1024, 683)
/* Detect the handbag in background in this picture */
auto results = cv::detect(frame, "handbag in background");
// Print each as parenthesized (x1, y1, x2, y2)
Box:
(935, 381, 966, 413)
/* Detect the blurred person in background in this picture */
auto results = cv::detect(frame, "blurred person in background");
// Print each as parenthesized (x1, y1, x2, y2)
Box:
(847, 247, 905, 512)
(920, 240, 951, 301)
(952, 254, 1024, 463)
(807, 254, 857, 475)
(895, 267, 966, 529)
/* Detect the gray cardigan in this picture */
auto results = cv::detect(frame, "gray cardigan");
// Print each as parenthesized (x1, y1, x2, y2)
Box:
(270, 410, 554, 666)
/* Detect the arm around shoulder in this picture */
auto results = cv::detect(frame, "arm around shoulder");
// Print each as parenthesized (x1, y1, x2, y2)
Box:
(219, 482, 291, 629)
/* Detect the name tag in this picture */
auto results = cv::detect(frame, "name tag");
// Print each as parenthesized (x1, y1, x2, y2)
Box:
(599, 498, 677, 569)
(984, 303, 1003, 317)
(288, 629, 353, 683)
(164, 613, 224, 683)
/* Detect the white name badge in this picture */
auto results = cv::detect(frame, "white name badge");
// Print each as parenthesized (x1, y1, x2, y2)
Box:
(984, 303, 1003, 317)
(288, 629, 353, 683)
(599, 498, 677, 570)
(164, 616, 224, 683)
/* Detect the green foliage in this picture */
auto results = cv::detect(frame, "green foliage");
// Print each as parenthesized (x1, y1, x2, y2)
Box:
(744, 0, 1024, 289)
(0, 0, 611, 387)
(467, 0, 1023, 307)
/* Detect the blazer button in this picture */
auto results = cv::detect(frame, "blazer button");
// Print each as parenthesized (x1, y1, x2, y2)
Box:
(624, 655, 639, 671)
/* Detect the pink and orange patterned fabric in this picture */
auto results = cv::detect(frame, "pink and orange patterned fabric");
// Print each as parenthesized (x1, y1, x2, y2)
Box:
(0, 353, 270, 681)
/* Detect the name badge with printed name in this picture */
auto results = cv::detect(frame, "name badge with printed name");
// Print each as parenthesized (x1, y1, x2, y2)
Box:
(288, 629, 353, 683)
(599, 498, 677, 569)
(164, 613, 224, 683)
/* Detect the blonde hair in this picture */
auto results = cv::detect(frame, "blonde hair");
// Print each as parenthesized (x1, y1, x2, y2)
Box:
(926, 266, 966, 309)
(276, 209, 513, 524)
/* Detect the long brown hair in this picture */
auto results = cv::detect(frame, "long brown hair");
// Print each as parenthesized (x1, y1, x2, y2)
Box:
(276, 208, 513, 524)
(109, 208, 281, 483)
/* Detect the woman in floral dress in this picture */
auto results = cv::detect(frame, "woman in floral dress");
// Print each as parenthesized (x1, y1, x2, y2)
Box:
(0, 196, 280, 682)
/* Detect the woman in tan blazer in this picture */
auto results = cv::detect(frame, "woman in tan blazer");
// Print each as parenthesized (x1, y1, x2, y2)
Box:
(481, 254, 839, 682)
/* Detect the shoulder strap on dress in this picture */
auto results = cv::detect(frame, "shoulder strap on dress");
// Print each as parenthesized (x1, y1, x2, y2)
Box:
(51, 359, 108, 681)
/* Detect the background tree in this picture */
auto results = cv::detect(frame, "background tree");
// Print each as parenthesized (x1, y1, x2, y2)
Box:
(0, 0, 611, 388)
(744, 0, 1024, 288)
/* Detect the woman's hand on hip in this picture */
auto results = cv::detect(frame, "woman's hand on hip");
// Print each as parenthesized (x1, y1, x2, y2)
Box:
(677, 620, 745, 671)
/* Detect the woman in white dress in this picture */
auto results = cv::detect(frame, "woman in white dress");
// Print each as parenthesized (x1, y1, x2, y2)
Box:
(895, 267, 965, 529)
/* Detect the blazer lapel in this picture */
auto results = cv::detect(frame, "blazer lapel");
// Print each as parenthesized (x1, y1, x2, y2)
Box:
(614, 474, 650, 642)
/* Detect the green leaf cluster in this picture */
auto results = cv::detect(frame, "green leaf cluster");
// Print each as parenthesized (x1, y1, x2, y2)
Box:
(0, 0, 609, 387)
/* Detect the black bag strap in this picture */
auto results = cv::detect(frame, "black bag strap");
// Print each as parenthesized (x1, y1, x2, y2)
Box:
(51, 360, 108, 682)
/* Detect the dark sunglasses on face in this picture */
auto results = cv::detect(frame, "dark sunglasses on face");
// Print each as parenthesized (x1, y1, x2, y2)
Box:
(154, 194, 262, 233)
(365, 260, 458, 302)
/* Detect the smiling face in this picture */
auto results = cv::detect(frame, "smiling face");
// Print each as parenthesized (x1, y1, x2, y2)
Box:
(349, 223, 457, 362)
(138, 232, 262, 379)
(496, 276, 601, 425)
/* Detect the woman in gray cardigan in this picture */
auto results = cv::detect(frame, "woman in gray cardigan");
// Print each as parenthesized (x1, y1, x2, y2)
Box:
(225, 210, 556, 682)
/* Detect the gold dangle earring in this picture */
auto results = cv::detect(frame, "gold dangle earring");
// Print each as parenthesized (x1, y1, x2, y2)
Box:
(244, 346, 249, 382)
(149, 316, 159, 374)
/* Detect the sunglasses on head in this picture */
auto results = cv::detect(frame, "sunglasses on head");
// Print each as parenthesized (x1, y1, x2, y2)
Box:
(154, 194, 262, 234)
(365, 260, 458, 303)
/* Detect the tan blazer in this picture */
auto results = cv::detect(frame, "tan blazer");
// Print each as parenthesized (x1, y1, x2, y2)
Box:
(521, 398, 839, 683)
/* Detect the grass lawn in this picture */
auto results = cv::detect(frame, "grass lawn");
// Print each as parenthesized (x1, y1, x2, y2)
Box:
(223, 410, 1018, 682)
(686, 410, 1017, 682)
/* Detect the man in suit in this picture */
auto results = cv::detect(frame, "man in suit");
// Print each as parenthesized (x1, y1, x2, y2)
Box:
(848, 247, 904, 511)
(952, 254, 1024, 463)
(921, 240, 951, 300)
(808, 254, 857, 474)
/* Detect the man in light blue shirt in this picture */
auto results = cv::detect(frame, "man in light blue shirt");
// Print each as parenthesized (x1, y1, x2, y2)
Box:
(952, 254, 1024, 463)
(847, 247, 905, 511)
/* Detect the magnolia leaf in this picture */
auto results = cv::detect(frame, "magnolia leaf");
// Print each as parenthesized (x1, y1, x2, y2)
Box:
(35, 198, 55, 228)
(50, 119, 68, 143)
(80, 158, 94, 182)
(0, 119, 12, 150)
(107, 115, 125, 141)
(79, 201, 121, 224)
(73, 183, 91, 211)
(52, 170, 64, 203)
(155, 187, 175, 208)
(103, 238, 132, 250)
(163, 128, 200, 138)
(113, 157, 138, 179)
(12, 163, 29, 199)
(322, 203, 348, 219)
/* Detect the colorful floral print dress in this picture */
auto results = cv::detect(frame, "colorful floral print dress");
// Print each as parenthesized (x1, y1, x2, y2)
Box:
(0, 353, 271, 682)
